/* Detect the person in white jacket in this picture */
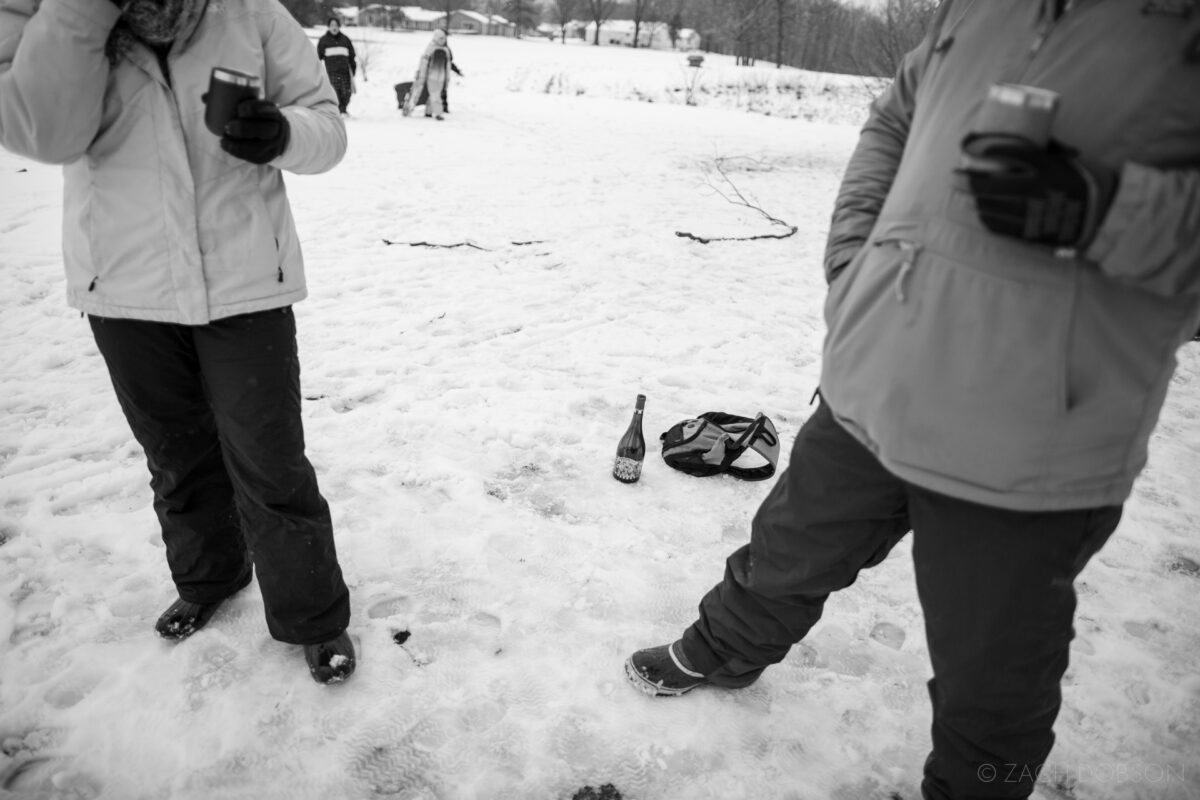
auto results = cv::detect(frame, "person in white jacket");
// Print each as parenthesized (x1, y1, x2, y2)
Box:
(0, 0, 356, 684)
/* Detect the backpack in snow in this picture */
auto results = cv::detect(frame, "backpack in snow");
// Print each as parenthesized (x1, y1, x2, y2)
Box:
(659, 412, 780, 481)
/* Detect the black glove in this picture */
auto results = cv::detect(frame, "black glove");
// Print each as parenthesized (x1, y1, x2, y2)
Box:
(220, 99, 290, 165)
(957, 135, 1117, 248)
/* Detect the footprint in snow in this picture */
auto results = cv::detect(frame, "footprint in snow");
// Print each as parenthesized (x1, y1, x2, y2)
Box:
(0, 756, 102, 799)
(1167, 555, 1200, 580)
(330, 390, 385, 414)
(0, 728, 100, 798)
(345, 710, 458, 797)
(185, 641, 249, 711)
(9, 581, 58, 645)
(1123, 680, 1152, 706)
(881, 678, 917, 713)
(571, 783, 624, 800)
(1122, 619, 1168, 640)
(485, 460, 579, 523)
(43, 670, 104, 710)
(869, 621, 906, 651)
(367, 595, 414, 620)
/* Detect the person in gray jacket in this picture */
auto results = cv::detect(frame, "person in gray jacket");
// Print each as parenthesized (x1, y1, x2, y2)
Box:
(0, 0, 356, 683)
(627, 2, 1200, 798)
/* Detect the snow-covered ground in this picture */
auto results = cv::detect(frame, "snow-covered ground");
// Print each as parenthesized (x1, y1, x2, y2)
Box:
(1, 31, 1198, 800)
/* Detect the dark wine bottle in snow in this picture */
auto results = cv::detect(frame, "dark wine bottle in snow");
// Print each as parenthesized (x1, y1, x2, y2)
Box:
(613, 394, 646, 484)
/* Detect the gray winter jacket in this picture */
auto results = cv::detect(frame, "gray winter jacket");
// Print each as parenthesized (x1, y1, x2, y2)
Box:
(0, 0, 345, 324)
(820, 0, 1200, 511)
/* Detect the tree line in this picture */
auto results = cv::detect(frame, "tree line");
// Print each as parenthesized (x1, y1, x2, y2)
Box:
(540, 0, 937, 76)
(279, 0, 938, 79)
(600, 0, 939, 77)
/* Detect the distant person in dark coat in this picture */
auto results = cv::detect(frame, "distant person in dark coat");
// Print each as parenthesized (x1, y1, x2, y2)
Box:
(317, 18, 356, 116)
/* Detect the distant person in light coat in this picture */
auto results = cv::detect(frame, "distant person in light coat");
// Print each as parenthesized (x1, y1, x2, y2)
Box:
(407, 29, 462, 120)
(0, 0, 357, 684)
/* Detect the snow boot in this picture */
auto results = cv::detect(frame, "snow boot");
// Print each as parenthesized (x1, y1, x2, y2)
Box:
(155, 572, 251, 640)
(155, 597, 227, 640)
(625, 640, 763, 697)
(304, 631, 356, 685)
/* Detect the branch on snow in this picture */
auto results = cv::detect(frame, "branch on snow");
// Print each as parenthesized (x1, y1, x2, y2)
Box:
(675, 226, 798, 244)
(676, 156, 798, 244)
(382, 239, 491, 250)
(381, 239, 547, 250)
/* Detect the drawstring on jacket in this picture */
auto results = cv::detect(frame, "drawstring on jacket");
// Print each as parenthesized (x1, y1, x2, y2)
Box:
(893, 241, 921, 303)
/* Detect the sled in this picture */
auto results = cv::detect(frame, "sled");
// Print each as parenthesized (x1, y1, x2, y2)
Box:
(395, 81, 413, 114)
(395, 81, 432, 117)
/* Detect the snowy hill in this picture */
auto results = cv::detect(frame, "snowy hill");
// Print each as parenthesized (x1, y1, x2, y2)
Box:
(1, 32, 1198, 800)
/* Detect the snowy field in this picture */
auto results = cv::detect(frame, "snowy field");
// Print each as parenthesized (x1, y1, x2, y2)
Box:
(2, 31, 1199, 800)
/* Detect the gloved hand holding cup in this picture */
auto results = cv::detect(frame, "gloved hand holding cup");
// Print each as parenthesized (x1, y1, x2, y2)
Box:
(203, 67, 261, 137)
(958, 83, 1117, 249)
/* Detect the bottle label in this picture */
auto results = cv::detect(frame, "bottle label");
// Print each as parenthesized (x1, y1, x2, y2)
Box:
(613, 456, 642, 483)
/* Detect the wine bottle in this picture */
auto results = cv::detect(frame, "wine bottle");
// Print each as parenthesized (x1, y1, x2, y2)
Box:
(613, 394, 647, 484)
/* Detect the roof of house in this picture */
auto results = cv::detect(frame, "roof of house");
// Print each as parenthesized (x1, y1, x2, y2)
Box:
(581, 19, 699, 39)
(584, 19, 664, 32)
(399, 6, 445, 22)
(446, 9, 515, 26)
(450, 9, 489, 23)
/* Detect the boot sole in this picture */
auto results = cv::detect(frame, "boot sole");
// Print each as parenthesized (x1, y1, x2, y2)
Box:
(623, 657, 703, 697)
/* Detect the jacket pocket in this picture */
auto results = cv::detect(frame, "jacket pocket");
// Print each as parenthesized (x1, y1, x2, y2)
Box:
(906, 246, 1072, 421)
(823, 243, 870, 333)
(823, 238, 1078, 491)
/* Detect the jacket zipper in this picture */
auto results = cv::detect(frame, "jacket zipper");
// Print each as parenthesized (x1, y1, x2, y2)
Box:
(875, 239, 923, 303)
(1028, 0, 1089, 66)
(153, 45, 173, 90)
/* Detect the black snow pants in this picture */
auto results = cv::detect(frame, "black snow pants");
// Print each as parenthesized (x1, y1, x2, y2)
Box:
(680, 399, 1121, 800)
(90, 307, 351, 645)
(327, 65, 352, 114)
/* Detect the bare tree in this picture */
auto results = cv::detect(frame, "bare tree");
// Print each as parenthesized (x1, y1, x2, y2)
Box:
(790, 0, 863, 74)
(355, 31, 379, 82)
(668, 8, 683, 48)
(437, 0, 474, 33)
(772, 0, 789, 67)
(729, 0, 770, 66)
(585, 0, 617, 44)
(863, 0, 937, 77)
(631, 0, 659, 47)
(551, 0, 579, 42)
(681, 0, 933, 77)
(505, 0, 539, 35)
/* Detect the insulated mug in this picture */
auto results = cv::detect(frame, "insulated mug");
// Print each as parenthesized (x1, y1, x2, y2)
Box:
(204, 67, 261, 137)
(972, 83, 1059, 147)
(959, 83, 1060, 175)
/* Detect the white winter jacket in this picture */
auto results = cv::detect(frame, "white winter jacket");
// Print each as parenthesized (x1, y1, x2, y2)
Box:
(0, 0, 345, 324)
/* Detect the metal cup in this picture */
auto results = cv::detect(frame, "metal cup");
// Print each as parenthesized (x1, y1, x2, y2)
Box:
(203, 67, 261, 137)
(971, 83, 1060, 148)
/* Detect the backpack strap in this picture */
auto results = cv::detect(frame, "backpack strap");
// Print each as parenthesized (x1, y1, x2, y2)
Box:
(702, 412, 779, 481)
(660, 412, 780, 481)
